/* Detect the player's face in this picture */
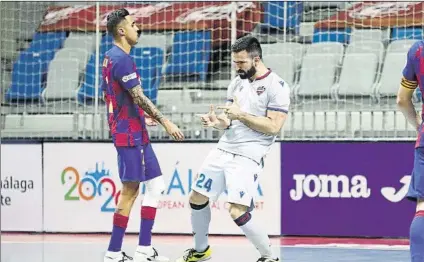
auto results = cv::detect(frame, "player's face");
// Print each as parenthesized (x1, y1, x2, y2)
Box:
(232, 50, 257, 80)
(122, 16, 140, 46)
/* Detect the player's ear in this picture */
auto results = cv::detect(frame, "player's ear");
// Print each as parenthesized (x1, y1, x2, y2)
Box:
(118, 28, 125, 37)
(254, 57, 260, 66)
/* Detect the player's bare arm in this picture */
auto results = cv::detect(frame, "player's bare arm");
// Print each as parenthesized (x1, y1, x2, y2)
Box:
(129, 85, 184, 140)
(217, 96, 287, 135)
(397, 78, 420, 131)
(238, 110, 286, 136)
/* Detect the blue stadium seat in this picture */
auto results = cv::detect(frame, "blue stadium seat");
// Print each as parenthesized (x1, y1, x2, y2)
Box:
(391, 27, 423, 41)
(6, 32, 67, 102)
(165, 31, 211, 81)
(132, 47, 164, 104)
(77, 53, 104, 104)
(77, 34, 114, 104)
(78, 45, 164, 105)
(261, 2, 303, 34)
(313, 28, 352, 43)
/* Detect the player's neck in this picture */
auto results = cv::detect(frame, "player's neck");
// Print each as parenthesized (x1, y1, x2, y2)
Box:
(114, 41, 132, 54)
(249, 64, 270, 82)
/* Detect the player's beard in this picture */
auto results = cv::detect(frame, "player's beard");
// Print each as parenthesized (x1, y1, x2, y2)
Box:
(127, 30, 142, 46)
(237, 66, 256, 80)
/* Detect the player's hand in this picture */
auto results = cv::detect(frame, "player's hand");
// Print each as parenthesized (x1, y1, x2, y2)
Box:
(217, 96, 242, 120)
(145, 114, 158, 126)
(196, 105, 219, 128)
(162, 119, 184, 141)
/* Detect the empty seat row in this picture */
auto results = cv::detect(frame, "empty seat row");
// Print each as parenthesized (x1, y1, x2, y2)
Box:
(313, 27, 423, 44)
(4, 30, 212, 105)
(260, 40, 418, 102)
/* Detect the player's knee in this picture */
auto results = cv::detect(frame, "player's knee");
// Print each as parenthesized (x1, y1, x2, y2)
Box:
(189, 190, 209, 206)
(115, 182, 139, 215)
(228, 203, 248, 220)
(145, 176, 166, 197)
(121, 182, 140, 200)
(417, 199, 424, 211)
(143, 176, 166, 208)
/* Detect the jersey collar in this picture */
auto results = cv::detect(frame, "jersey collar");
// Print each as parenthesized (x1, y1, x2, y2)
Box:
(249, 69, 272, 83)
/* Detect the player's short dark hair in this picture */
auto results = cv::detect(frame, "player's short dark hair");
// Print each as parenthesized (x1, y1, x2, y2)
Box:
(231, 35, 262, 59)
(106, 8, 130, 37)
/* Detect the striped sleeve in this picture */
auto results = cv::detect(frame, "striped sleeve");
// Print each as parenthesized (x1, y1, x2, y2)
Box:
(401, 42, 419, 89)
(267, 79, 290, 114)
(401, 77, 418, 89)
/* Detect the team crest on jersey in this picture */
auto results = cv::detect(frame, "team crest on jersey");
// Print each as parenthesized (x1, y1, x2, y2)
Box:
(256, 86, 266, 95)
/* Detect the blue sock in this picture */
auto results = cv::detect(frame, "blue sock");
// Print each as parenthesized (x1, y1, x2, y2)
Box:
(108, 213, 129, 252)
(410, 211, 424, 262)
(139, 206, 156, 246)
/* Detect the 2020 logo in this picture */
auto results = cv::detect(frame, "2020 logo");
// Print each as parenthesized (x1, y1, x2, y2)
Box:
(61, 163, 120, 212)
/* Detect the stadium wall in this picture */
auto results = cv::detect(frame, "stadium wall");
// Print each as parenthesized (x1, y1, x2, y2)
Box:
(0, 141, 417, 238)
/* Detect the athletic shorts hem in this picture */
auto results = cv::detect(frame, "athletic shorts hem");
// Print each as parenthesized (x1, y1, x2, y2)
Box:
(120, 173, 162, 183)
(227, 196, 253, 208)
(407, 194, 424, 202)
(191, 187, 215, 200)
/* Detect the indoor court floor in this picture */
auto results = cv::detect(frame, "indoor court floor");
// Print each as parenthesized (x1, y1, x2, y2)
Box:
(1, 234, 410, 262)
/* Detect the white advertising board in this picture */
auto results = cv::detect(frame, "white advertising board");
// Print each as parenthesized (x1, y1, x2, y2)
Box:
(1, 144, 43, 231)
(43, 142, 281, 235)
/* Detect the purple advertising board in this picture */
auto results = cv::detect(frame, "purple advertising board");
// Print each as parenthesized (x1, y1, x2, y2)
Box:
(281, 142, 417, 238)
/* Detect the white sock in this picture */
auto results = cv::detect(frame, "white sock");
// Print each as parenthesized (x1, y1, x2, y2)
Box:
(190, 201, 211, 252)
(105, 251, 120, 258)
(136, 245, 152, 255)
(235, 212, 272, 257)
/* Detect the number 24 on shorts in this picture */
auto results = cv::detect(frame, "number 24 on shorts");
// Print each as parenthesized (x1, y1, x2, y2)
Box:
(196, 174, 213, 192)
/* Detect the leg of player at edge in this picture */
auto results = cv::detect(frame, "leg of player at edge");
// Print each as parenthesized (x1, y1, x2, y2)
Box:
(396, 40, 424, 262)
(410, 199, 424, 262)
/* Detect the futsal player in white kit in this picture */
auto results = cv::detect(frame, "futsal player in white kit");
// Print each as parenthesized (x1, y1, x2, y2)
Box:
(175, 36, 290, 262)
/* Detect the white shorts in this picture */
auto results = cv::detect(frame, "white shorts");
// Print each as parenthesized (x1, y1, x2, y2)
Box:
(192, 148, 263, 208)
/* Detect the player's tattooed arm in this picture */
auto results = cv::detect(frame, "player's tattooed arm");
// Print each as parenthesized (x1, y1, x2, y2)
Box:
(129, 85, 185, 140)
(129, 85, 166, 124)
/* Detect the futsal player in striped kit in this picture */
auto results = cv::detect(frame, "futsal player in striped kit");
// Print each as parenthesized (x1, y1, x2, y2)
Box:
(175, 35, 290, 262)
(397, 40, 424, 262)
(102, 8, 184, 262)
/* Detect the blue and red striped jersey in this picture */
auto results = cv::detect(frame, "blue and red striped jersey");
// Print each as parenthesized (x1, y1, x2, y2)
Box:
(101, 45, 149, 147)
(402, 40, 424, 148)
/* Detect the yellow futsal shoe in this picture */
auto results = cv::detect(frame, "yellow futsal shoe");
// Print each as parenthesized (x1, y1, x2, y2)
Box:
(175, 246, 212, 262)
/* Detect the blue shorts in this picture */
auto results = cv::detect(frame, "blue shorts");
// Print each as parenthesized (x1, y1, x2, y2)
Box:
(407, 147, 424, 202)
(116, 143, 162, 182)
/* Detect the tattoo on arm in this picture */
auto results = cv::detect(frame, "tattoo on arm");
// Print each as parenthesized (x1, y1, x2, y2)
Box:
(129, 85, 165, 124)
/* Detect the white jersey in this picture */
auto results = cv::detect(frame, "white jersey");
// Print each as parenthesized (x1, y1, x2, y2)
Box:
(216, 70, 290, 163)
